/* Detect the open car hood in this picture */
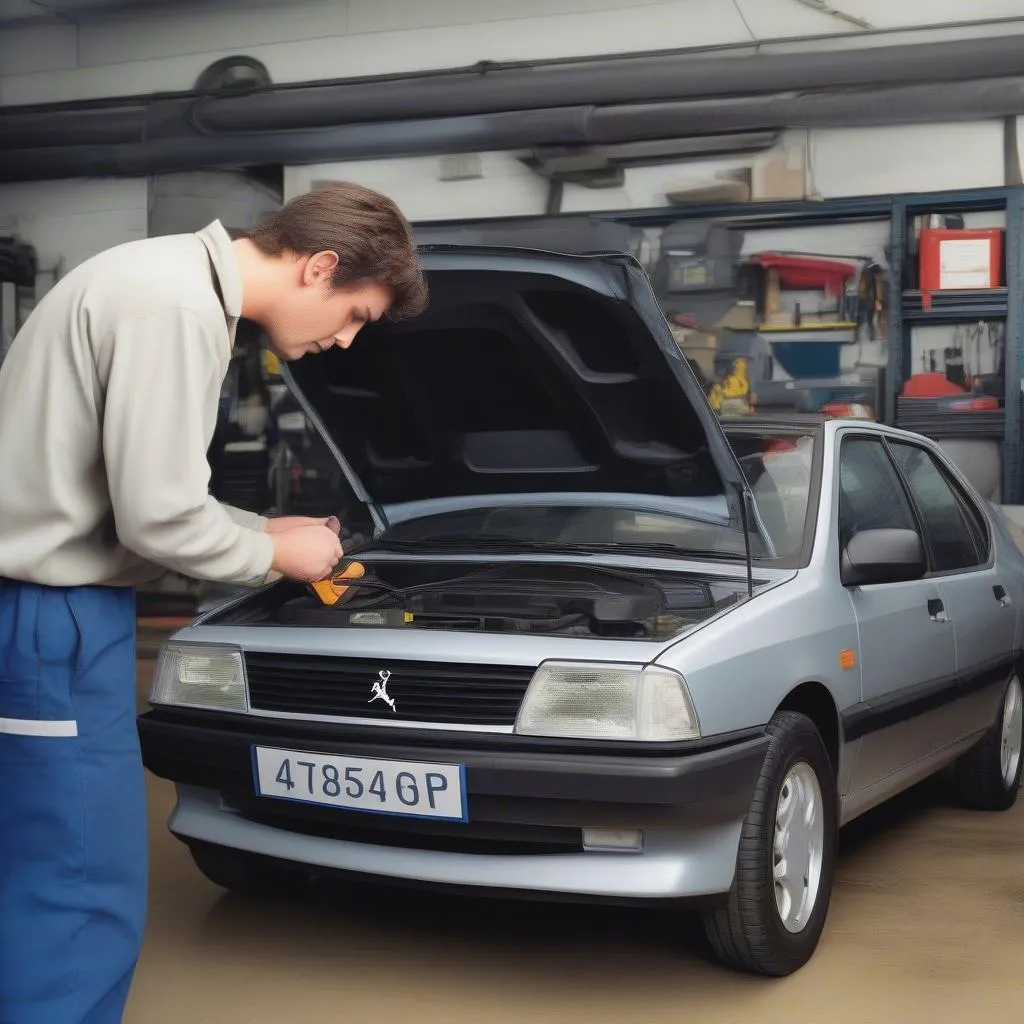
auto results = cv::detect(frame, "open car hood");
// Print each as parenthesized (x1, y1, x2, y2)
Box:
(284, 245, 750, 536)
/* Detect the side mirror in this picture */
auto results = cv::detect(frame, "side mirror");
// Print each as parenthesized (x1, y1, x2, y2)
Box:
(841, 528, 926, 587)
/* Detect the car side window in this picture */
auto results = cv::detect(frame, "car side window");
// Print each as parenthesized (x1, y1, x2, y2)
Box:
(838, 438, 918, 556)
(888, 442, 987, 573)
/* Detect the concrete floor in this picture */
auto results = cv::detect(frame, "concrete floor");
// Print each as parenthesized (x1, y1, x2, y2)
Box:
(127, 659, 1024, 1024)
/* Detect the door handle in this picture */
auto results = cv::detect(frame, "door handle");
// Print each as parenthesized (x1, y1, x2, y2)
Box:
(928, 598, 949, 623)
(994, 584, 1012, 607)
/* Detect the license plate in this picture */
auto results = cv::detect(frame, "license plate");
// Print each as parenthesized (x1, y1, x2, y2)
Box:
(251, 745, 468, 822)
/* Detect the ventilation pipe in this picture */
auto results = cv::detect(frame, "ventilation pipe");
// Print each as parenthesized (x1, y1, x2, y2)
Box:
(3, 34, 1024, 182)
(186, 33, 1024, 135)
(7, 31, 1024, 148)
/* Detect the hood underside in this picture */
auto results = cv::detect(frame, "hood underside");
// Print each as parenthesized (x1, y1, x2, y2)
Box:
(285, 246, 746, 532)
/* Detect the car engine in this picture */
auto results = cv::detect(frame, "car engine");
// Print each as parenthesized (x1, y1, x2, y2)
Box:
(238, 562, 744, 640)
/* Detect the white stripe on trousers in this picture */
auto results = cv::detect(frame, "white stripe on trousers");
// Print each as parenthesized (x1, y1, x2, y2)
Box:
(0, 716, 78, 737)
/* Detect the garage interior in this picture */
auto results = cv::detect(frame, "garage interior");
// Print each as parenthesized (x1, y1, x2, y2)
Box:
(3, 0, 1024, 1020)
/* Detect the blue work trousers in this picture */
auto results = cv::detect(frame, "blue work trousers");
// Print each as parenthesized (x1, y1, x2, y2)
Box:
(0, 580, 147, 1024)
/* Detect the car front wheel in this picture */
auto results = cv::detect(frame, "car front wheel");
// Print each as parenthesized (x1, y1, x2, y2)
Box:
(702, 710, 838, 976)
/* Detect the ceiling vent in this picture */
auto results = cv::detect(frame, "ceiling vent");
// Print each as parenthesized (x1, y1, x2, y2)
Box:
(194, 56, 272, 93)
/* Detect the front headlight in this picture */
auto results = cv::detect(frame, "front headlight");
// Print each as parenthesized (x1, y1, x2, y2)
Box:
(150, 643, 249, 713)
(514, 661, 700, 741)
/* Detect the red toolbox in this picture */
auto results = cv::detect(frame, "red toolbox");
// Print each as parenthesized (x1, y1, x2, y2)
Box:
(749, 252, 857, 296)
(919, 228, 1003, 291)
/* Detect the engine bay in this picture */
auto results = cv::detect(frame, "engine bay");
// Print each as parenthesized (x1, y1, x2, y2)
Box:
(213, 559, 750, 641)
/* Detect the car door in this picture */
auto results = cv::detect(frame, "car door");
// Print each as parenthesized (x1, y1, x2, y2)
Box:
(837, 435, 958, 793)
(888, 439, 1016, 740)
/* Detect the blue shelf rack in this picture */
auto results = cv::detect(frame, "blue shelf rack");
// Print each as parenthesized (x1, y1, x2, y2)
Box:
(887, 187, 1023, 502)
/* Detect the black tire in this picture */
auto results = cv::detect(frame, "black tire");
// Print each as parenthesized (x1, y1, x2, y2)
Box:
(188, 842, 310, 900)
(701, 710, 838, 976)
(953, 673, 1024, 812)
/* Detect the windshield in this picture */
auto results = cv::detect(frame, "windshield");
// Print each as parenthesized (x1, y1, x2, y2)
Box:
(727, 428, 816, 560)
(376, 428, 817, 563)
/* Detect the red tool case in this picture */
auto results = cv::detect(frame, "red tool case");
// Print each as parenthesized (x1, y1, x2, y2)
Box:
(749, 252, 858, 296)
(918, 228, 1003, 291)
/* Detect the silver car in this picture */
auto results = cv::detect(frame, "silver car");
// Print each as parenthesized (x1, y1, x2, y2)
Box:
(140, 246, 1024, 976)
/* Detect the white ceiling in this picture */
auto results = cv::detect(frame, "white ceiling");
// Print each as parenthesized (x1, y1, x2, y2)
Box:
(2, 0, 1024, 39)
(817, 0, 1024, 32)
(0, 0, 294, 24)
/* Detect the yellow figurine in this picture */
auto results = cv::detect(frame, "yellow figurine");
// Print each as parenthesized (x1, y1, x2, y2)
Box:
(708, 357, 751, 414)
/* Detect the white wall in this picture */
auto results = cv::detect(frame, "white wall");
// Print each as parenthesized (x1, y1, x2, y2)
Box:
(810, 123, 1008, 197)
(560, 122, 1009, 209)
(285, 120, 1010, 214)
(148, 171, 281, 237)
(289, 153, 549, 223)
(0, 171, 279, 299)
(0, 179, 148, 295)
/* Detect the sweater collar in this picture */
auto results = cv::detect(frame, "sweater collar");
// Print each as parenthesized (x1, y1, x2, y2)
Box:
(196, 219, 243, 322)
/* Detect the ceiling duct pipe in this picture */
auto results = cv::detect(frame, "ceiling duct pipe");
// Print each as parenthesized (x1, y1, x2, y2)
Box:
(189, 33, 1024, 133)
(3, 77, 1024, 183)
(587, 77, 1024, 138)
(0, 107, 595, 182)
(5, 30, 1024, 151)
(0, 105, 150, 148)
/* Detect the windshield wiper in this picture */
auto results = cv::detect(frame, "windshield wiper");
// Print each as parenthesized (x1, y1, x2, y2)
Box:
(373, 535, 747, 561)
(554, 541, 748, 561)
(372, 536, 597, 555)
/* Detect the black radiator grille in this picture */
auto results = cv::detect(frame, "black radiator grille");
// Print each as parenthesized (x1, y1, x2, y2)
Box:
(244, 652, 534, 726)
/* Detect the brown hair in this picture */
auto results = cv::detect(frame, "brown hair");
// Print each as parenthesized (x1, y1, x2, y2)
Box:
(246, 181, 427, 320)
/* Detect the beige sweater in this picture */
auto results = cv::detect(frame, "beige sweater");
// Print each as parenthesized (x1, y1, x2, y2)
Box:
(0, 220, 275, 588)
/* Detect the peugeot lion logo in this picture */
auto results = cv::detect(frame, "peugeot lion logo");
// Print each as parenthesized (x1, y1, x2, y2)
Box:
(368, 669, 397, 713)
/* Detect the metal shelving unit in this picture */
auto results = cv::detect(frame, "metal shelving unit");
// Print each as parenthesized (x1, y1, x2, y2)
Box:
(901, 288, 1009, 322)
(887, 187, 1024, 501)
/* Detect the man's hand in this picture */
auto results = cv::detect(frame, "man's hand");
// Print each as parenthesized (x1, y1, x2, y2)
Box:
(266, 515, 341, 536)
(269, 523, 343, 582)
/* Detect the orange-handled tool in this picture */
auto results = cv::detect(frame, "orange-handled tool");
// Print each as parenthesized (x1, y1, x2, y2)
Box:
(309, 561, 366, 607)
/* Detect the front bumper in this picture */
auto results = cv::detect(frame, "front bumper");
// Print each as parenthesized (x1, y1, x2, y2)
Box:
(139, 708, 769, 901)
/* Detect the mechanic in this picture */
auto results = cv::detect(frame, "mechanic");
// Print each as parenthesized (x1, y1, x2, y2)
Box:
(0, 181, 428, 1024)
